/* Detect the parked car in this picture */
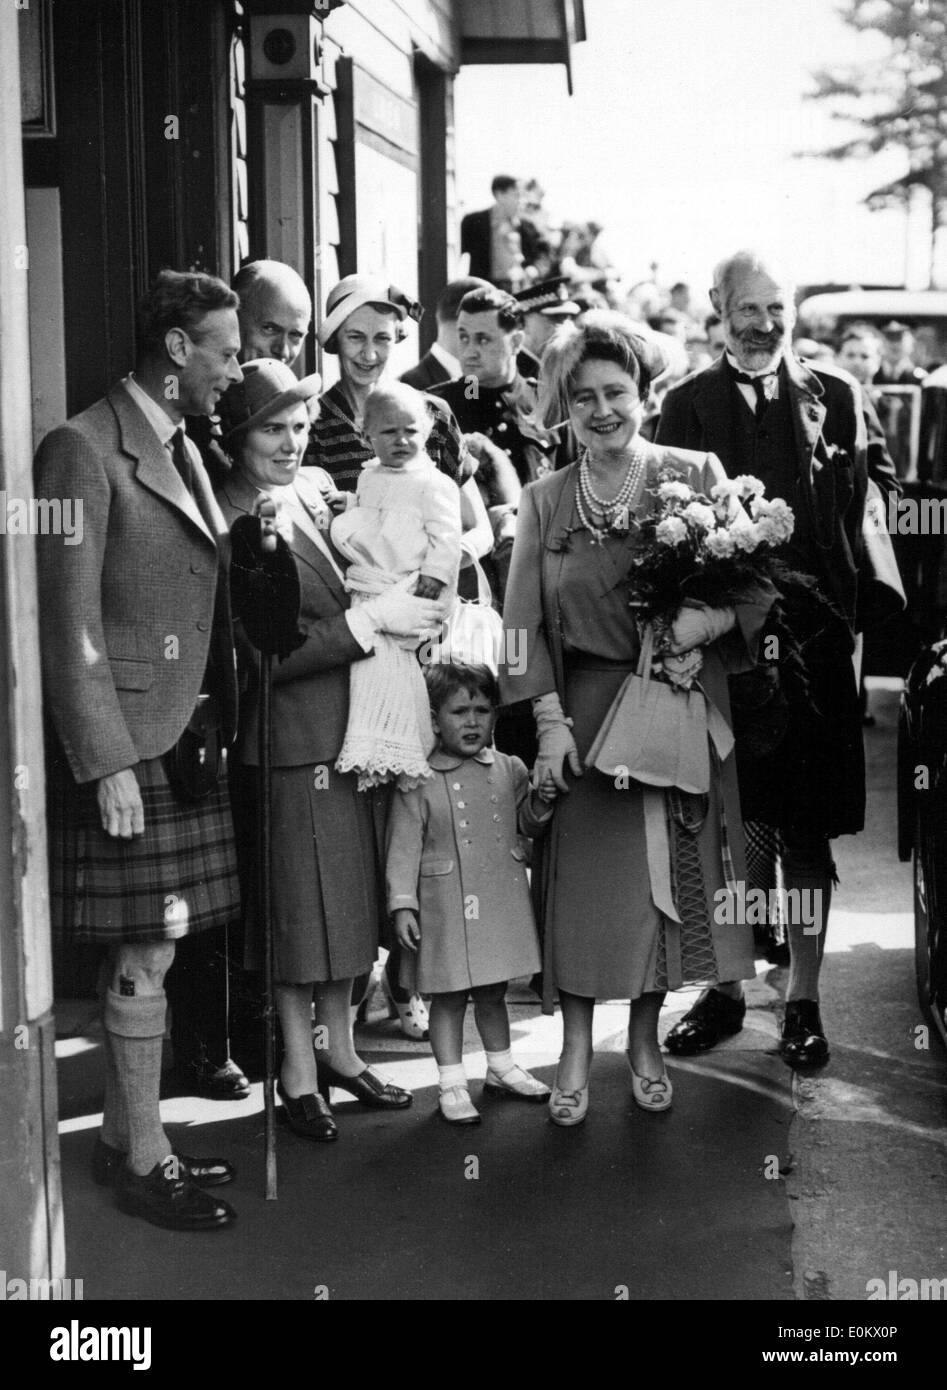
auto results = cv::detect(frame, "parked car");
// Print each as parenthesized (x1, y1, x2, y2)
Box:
(797, 289, 947, 365)
(897, 637, 947, 1048)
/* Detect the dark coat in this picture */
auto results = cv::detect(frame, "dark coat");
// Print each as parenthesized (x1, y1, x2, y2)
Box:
(399, 350, 451, 392)
(656, 353, 867, 839)
(460, 208, 542, 283)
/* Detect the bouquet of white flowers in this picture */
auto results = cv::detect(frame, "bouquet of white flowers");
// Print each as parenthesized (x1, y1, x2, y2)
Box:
(627, 468, 795, 630)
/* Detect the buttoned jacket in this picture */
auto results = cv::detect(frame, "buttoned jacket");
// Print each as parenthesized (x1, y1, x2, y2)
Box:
(34, 384, 237, 784)
(385, 746, 548, 991)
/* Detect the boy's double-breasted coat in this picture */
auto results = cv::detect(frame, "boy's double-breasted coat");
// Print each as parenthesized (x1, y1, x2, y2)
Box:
(386, 747, 549, 993)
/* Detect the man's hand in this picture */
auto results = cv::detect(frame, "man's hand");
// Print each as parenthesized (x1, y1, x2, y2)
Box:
(394, 909, 421, 952)
(97, 768, 144, 839)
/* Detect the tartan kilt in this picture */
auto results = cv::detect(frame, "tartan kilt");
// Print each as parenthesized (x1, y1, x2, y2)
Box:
(48, 750, 241, 945)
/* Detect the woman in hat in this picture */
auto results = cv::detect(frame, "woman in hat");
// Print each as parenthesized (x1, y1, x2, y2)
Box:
(215, 360, 444, 1140)
(306, 274, 494, 1038)
(501, 313, 772, 1126)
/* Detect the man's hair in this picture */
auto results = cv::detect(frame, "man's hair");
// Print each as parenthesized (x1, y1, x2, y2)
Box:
(840, 323, 882, 350)
(425, 661, 498, 713)
(711, 250, 796, 312)
(491, 175, 519, 197)
(232, 259, 311, 320)
(458, 287, 524, 332)
(137, 269, 238, 358)
(362, 380, 431, 436)
(670, 281, 690, 295)
(435, 277, 492, 323)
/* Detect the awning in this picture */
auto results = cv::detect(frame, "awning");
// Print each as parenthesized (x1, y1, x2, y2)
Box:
(458, 0, 587, 93)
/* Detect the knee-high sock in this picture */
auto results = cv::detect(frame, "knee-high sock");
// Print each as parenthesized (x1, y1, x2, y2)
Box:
(97, 963, 128, 1152)
(785, 869, 832, 1002)
(103, 987, 171, 1175)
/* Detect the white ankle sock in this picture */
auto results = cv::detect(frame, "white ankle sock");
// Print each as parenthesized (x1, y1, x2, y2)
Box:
(485, 1048, 514, 1075)
(438, 1063, 466, 1091)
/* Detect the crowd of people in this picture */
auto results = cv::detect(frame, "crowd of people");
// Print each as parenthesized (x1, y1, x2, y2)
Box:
(35, 166, 908, 1233)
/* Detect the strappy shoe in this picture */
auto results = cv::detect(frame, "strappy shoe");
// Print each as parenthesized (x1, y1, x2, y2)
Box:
(484, 1064, 551, 1103)
(626, 1054, 673, 1112)
(548, 1070, 589, 1127)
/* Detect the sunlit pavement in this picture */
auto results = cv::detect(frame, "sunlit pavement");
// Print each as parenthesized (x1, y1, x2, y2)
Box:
(53, 685, 944, 1301)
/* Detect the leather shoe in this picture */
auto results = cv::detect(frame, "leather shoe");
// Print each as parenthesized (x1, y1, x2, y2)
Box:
(664, 988, 746, 1055)
(316, 1061, 412, 1109)
(780, 999, 830, 1070)
(115, 1161, 236, 1230)
(276, 1081, 339, 1141)
(93, 1138, 235, 1188)
(171, 1057, 251, 1101)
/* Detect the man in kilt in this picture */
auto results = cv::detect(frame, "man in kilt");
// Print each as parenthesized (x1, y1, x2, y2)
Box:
(35, 270, 246, 1230)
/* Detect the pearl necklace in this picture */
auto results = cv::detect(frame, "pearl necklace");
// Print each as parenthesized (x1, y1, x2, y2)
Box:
(575, 445, 646, 544)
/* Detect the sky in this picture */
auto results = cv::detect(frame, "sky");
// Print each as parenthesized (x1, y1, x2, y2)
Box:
(453, 0, 942, 299)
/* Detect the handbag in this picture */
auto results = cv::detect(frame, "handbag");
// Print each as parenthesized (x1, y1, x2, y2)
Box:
(164, 694, 223, 801)
(857, 478, 907, 630)
(584, 626, 712, 794)
(427, 559, 504, 675)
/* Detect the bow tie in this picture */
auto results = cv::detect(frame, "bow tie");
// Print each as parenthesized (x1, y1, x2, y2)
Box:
(732, 368, 777, 410)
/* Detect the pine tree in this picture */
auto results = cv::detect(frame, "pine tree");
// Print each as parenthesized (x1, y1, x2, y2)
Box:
(804, 0, 947, 286)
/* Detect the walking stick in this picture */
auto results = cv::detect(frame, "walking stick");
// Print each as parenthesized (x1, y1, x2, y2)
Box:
(229, 510, 304, 1202)
(259, 644, 277, 1200)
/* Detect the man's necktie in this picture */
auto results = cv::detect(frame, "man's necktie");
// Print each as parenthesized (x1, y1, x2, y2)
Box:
(733, 370, 774, 414)
(169, 426, 194, 494)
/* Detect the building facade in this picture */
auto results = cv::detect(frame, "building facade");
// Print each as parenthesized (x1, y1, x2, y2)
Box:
(0, 0, 584, 1282)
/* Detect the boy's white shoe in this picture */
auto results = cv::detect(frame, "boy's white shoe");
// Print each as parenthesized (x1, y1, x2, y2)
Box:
(483, 1064, 551, 1103)
(438, 1085, 481, 1125)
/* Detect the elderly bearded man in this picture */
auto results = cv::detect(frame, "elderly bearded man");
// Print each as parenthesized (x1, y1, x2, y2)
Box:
(656, 250, 871, 1070)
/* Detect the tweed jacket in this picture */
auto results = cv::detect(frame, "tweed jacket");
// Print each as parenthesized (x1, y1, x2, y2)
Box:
(34, 384, 237, 785)
(655, 354, 869, 628)
(215, 470, 370, 768)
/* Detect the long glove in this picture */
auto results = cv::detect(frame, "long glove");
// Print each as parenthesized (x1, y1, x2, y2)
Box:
(532, 691, 583, 793)
(667, 603, 736, 654)
(361, 575, 444, 638)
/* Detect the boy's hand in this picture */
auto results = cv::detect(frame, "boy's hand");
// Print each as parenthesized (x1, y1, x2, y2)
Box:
(533, 773, 559, 805)
(414, 573, 446, 600)
(393, 909, 421, 952)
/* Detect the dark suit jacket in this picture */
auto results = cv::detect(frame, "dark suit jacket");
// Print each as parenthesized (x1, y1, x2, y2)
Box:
(399, 350, 451, 392)
(460, 208, 541, 283)
(215, 471, 370, 768)
(34, 384, 237, 784)
(656, 354, 868, 629)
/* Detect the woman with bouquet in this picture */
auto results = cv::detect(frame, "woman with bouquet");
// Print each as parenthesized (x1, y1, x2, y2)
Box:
(501, 313, 775, 1125)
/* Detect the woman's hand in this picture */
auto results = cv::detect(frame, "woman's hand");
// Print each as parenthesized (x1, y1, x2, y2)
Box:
(394, 909, 420, 952)
(532, 692, 582, 794)
(362, 575, 443, 638)
(97, 768, 144, 839)
(251, 493, 279, 554)
(667, 603, 736, 654)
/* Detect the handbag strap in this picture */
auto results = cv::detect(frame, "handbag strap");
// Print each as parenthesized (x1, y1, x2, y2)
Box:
(461, 555, 494, 608)
(636, 623, 655, 684)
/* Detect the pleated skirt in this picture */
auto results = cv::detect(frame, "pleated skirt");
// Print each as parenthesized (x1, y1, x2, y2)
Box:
(48, 751, 240, 944)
